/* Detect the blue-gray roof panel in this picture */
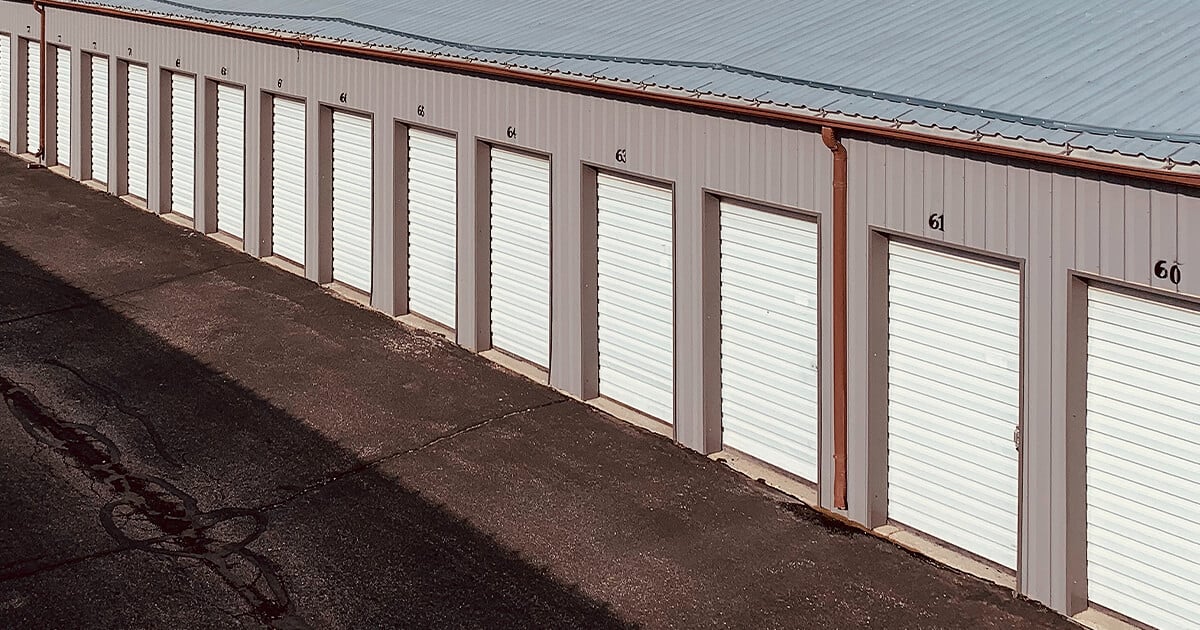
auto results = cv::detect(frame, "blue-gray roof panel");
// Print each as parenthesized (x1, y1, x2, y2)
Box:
(64, 0, 1200, 164)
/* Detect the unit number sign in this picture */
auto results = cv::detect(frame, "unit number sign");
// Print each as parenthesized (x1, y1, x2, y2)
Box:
(1154, 260, 1182, 285)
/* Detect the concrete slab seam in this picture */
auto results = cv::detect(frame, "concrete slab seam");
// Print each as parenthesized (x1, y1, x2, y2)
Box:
(256, 398, 571, 514)
(0, 260, 254, 328)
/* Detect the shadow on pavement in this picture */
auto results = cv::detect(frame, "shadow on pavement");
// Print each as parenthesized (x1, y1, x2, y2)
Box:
(0, 240, 633, 629)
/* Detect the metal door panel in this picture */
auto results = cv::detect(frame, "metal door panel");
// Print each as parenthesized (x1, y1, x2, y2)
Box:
(214, 83, 245, 239)
(489, 147, 550, 367)
(719, 200, 819, 480)
(169, 73, 196, 218)
(596, 172, 673, 422)
(1086, 287, 1200, 630)
(330, 109, 372, 292)
(270, 96, 305, 264)
(887, 241, 1021, 570)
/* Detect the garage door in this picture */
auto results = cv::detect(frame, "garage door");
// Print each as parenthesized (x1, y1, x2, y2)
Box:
(0, 35, 9, 143)
(126, 64, 148, 199)
(330, 109, 372, 293)
(54, 47, 69, 167)
(1086, 287, 1200, 630)
(169, 73, 195, 218)
(489, 147, 550, 367)
(887, 241, 1021, 569)
(719, 201, 819, 480)
(406, 127, 457, 327)
(214, 83, 245, 239)
(596, 173, 673, 422)
(25, 40, 38, 154)
(270, 96, 305, 265)
(89, 55, 108, 184)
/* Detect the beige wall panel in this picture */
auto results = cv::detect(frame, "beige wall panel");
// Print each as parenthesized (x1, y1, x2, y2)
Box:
(1074, 178, 1101, 273)
(963, 158, 987, 249)
(921, 151, 945, 242)
(1006, 166, 1030, 259)
(984, 161, 1007, 252)
(1048, 170, 1077, 613)
(883, 144, 904, 227)
(902, 147, 923, 234)
(941, 153, 966, 244)
(842, 137, 873, 519)
(1121, 185, 1152, 287)
(1098, 180, 1126, 278)
(1022, 168, 1054, 599)
(1148, 188, 1179, 293)
(1178, 193, 1200, 297)
(866, 141, 886, 225)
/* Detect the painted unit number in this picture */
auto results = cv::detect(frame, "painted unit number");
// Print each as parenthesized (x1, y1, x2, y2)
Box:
(928, 213, 945, 231)
(615, 148, 628, 163)
(1154, 260, 1182, 284)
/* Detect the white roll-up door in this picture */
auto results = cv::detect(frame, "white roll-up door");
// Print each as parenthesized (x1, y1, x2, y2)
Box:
(25, 40, 38, 154)
(214, 83, 245, 239)
(489, 148, 550, 367)
(0, 36, 10, 143)
(126, 64, 148, 199)
(270, 96, 305, 265)
(406, 127, 457, 327)
(596, 173, 673, 422)
(887, 241, 1021, 570)
(54, 47, 69, 167)
(89, 55, 108, 184)
(169, 73, 195, 218)
(1086, 287, 1200, 630)
(330, 109, 372, 293)
(719, 201, 819, 480)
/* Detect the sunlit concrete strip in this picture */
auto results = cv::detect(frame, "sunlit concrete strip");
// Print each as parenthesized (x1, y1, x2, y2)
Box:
(1072, 608, 1142, 630)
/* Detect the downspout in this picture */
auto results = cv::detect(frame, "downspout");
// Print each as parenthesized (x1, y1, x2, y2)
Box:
(821, 127, 848, 511)
(32, 0, 47, 165)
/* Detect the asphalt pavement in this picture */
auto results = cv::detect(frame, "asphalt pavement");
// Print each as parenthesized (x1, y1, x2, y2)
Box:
(0, 154, 1077, 629)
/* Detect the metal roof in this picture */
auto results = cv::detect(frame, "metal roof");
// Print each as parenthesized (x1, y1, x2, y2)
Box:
(61, 0, 1200, 168)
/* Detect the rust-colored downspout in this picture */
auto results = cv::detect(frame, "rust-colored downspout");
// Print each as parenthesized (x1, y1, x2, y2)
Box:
(32, 1, 47, 164)
(821, 127, 848, 511)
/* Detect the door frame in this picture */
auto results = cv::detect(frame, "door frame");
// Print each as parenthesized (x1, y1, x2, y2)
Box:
(869, 227, 1027, 577)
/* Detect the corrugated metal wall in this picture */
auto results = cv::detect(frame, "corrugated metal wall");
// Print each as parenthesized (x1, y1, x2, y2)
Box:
(844, 136, 1200, 612)
(4, 4, 1200, 621)
(0, 3, 835, 494)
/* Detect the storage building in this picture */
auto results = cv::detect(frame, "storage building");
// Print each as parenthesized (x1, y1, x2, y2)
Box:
(2, 1, 1198, 627)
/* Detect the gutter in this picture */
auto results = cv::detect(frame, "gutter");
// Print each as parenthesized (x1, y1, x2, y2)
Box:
(36, 0, 1200, 189)
(821, 128, 848, 512)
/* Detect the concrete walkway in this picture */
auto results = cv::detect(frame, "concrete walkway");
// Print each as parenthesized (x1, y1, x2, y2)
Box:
(0, 155, 1074, 629)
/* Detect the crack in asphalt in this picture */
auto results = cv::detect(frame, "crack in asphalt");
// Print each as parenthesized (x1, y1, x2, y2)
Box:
(0, 547, 129, 583)
(1, 373, 310, 629)
(46, 359, 183, 468)
(257, 397, 570, 513)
